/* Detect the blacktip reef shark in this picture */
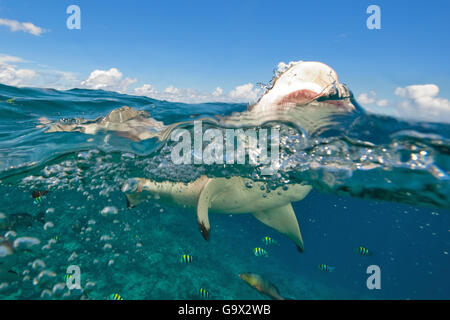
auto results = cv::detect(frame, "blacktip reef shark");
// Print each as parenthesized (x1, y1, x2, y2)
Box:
(39, 61, 358, 251)
(124, 176, 311, 251)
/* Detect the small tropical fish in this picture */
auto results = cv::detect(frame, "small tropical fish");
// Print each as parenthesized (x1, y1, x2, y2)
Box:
(32, 190, 48, 205)
(199, 288, 210, 299)
(109, 293, 123, 300)
(355, 246, 372, 256)
(262, 236, 277, 245)
(239, 273, 287, 300)
(5, 98, 15, 105)
(254, 247, 268, 257)
(53, 236, 59, 242)
(318, 264, 335, 272)
(64, 274, 73, 282)
(180, 254, 193, 264)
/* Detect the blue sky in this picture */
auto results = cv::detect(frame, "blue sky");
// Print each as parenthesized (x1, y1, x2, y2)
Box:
(0, 0, 449, 121)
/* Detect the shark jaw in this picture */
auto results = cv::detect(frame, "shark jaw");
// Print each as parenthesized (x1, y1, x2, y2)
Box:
(250, 60, 354, 113)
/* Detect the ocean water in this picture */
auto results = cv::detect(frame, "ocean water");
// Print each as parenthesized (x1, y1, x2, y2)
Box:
(0, 83, 448, 300)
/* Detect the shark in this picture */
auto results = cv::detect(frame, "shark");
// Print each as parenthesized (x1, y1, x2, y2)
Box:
(41, 61, 357, 251)
(123, 61, 356, 251)
(124, 176, 311, 251)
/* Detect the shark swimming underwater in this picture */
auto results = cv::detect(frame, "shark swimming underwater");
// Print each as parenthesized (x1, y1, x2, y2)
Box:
(40, 61, 358, 251)
(124, 176, 311, 251)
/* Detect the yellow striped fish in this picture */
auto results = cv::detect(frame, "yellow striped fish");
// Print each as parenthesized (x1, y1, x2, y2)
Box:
(64, 274, 73, 282)
(254, 247, 268, 257)
(180, 254, 193, 264)
(318, 264, 335, 272)
(109, 293, 123, 300)
(355, 246, 372, 256)
(262, 236, 277, 245)
(199, 288, 210, 299)
(32, 190, 48, 205)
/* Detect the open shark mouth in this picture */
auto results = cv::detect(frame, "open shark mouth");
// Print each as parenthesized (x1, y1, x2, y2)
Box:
(276, 89, 322, 106)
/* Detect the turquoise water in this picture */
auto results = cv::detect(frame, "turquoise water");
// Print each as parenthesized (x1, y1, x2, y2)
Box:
(0, 83, 448, 299)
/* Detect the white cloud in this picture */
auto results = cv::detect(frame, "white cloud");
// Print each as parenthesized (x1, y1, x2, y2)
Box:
(0, 55, 27, 64)
(357, 90, 389, 108)
(80, 68, 137, 93)
(134, 84, 157, 96)
(0, 53, 79, 89)
(357, 91, 377, 104)
(394, 84, 439, 100)
(0, 64, 36, 86)
(376, 99, 389, 107)
(212, 87, 223, 97)
(0, 55, 36, 86)
(229, 83, 261, 102)
(133, 83, 262, 103)
(164, 85, 180, 95)
(394, 84, 450, 123)
(0, 18, 46, 36)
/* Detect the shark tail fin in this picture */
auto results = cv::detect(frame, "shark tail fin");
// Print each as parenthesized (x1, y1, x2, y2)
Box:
(252, 204, 305, 252)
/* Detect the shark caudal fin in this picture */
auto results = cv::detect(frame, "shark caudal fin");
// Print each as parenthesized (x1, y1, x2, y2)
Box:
(252, 204, 305, 252)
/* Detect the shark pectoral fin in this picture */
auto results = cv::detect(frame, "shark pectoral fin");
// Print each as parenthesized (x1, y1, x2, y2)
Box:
(123, 178, 151, 208)
(252, 204, 305, 252)
(196, 178, 223, 241)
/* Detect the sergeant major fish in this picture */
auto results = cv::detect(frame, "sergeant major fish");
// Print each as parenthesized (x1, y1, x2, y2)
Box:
(254, 247, 269, 257)
(318, 264, 335, 272)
